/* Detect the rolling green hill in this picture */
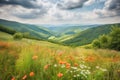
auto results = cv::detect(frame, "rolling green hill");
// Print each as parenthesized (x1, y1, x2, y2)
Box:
(47, 24, 99, 42)
(0, 31, 12, 40)
(0, 19, 54, 40)
(62, 23, 120, 46)
(47, 25, 99, 36)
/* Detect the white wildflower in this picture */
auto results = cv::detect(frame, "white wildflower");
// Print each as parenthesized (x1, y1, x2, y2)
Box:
(77, 74, 80, 77)
(70, 71, 73, 73)
(61, 64, 65, 68)
(96, 66, 100, 69)
(71, 67, 77, 70)
(100, 68, 107, 72)
(54, 64, 57, 67)
(73, 75, 77, 77)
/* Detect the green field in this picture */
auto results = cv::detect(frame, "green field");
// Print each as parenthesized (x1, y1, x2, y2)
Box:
(0, 20, 120, 80)
(0, 31, 12, 40)
(0, 34, 120, 80)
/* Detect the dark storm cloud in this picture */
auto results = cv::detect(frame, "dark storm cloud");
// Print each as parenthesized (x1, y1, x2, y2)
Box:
(0, 0, 49, 19)
(0, 0, 41, 9)
(105, 0, 120, 11)
(57, 0, 88, 10)
(95, 0, 120, 17)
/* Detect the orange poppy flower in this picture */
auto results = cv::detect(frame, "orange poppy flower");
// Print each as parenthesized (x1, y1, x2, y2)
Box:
(22, 75, 27, 80)
(84, 56, 96, 62)
(66, 63, 71, 69)
(74, 63, 78, 67)
(112, 57, 120, 62)
(58, 52, 63, 56)
(32, 55, 38, 60)
(57, 72, 63, 78)
(59, 60, 66, 65)
(44, 64, 50, 70)
(11, 77, 15, 80)
(29, 72, 35, 77)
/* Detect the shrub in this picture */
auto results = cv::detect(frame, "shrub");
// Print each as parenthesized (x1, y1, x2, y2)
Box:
(13, 32, 23, 40)
(92, 39, 101, 48)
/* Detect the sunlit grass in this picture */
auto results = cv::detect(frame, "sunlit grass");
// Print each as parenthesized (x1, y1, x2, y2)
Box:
(0, 39, 120, 80)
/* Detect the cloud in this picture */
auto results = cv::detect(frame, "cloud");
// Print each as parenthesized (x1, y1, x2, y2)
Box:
(104, 0, 120, 10)
(57, 0, 88, 10)
(84, 0, 96, 6)
(0, 0, 119, 24)
(12, 6, 48, 19)
(0, 0, 53, 19)
(94, 0, 120, 17)
(0, 0, 40, 8)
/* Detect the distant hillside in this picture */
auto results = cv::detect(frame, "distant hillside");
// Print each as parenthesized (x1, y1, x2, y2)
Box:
(62, 23, 120, 46)
(47, 24, 99, 36)
(0, 19, 54, 40)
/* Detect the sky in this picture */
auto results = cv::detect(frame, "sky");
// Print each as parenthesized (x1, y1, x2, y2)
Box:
(0, 0, 120, 24)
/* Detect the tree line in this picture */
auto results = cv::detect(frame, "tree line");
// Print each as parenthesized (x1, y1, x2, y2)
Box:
(92, 26, 120, 51)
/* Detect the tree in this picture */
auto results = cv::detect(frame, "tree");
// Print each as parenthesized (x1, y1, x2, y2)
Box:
(13, 32, 23, 40)
(92, 39, 101, 48)
(109, 27, 120, 50)
(99, 35, 110, 48)
(92, 26, 120, 51)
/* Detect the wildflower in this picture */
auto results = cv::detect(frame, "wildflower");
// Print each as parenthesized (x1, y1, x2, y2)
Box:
(54, 64, 57, 67)
(58, 52, 63, 56)
(69, 56, 74, 60)
(84, 56, 96, 62)
(32, 55, 38, 60)
(96, 66, 100, 69)
(29, 72, 35, 77)
(59, 60, 66, 65)
(85, 70, 91, 74)
(77, 74, 80, 77)
(100, 68, 107, 72)
(66, 63, 71, 69)
(118, 70, 120, 73)
(44, 64, 50, 70)
(22, 75, 27, 80)
(112, 57, 120, 62)
(61, 64, 65, 68)
(80, 64, 84, 69)
(71, 67, 77, 70)
(57, 72, 63, 78)
(11, 77, 15, 80)
(117, 70, 120, 75)
(74, 63, 78, 67)
(73, 75, 76, 77)
(70, 71, 73, 73)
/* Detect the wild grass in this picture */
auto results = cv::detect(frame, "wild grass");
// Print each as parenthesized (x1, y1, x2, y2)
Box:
(0, 39, 120, 80)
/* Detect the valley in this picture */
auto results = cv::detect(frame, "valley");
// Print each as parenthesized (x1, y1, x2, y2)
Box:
(0, 19, 120, 80)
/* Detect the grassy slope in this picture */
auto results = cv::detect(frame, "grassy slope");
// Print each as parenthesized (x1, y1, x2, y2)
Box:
(0, 19, 53, 40)
(48, 25, 99, 42)
(62, 24, 120, 46)
(0, 38, 120, 80)
(0, 31, 12, 40)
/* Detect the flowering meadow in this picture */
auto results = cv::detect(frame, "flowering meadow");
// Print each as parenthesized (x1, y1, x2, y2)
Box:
(0, 39, 120, 80)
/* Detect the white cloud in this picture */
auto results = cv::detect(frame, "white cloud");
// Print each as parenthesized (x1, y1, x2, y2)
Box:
(84, 0, 96, 6)
(0, 0, 120, 24)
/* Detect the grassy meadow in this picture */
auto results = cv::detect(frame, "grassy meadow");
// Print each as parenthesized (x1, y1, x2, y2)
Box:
(0, 32, 120, 80)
